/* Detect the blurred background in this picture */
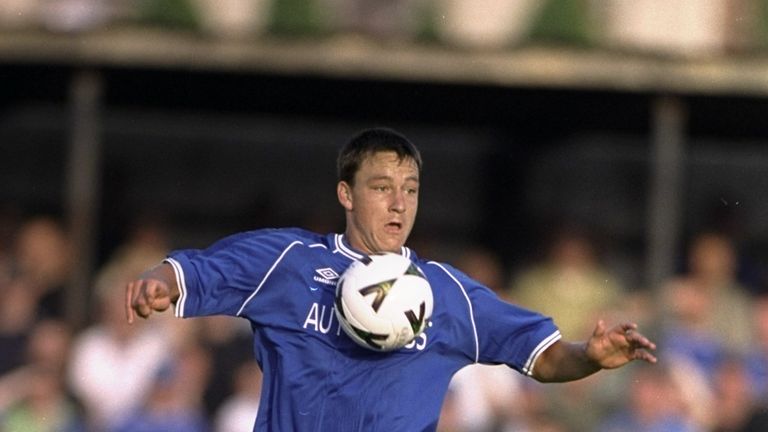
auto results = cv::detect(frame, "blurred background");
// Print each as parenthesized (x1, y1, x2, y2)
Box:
(3, 0, 768, 431)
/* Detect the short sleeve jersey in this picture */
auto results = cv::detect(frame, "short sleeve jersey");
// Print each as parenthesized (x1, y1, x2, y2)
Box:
(166, 228, 560, 432)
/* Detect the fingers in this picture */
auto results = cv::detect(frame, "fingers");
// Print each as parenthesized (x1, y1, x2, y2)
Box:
(125, 281, 135, 324)
(126, 280, 153, 322)
(592, 319, 607, 337)
(623, 324, 656, 351)
(634, 349, 658, 364)
(619, 322, 657, 364)
(125, 279, 171, 323)
(620, 322, 638, 334)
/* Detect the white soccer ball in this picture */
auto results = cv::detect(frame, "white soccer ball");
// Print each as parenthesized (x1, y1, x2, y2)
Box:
(335, 253, 433, 351)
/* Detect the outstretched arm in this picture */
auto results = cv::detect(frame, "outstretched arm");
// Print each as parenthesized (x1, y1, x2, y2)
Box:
(125, 263, 180, 323)
(531, 320, 657, 383)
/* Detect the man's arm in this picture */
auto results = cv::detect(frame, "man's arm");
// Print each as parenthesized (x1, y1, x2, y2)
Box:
(125, 262, 180, 323)
(531, 320, 657, 383)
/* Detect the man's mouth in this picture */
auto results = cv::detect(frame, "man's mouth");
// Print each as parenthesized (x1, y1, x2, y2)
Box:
(385, 222, 402, 232)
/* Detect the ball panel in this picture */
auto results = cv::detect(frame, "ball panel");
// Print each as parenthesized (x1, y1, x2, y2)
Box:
(334, 252, 434, 351)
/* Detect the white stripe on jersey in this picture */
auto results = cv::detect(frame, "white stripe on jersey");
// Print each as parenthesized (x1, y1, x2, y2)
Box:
(522, 330, 562, 376)
(334, 234, 363, 260)
(236, 240, 304, 317)
(334, 234, 413, 261)
(428, 261, 480, 363)
(165, 258, 186, 318)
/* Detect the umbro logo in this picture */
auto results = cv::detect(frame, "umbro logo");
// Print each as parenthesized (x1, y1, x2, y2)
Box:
(315, 268, 339, 280)
(313, 268, 339, 286)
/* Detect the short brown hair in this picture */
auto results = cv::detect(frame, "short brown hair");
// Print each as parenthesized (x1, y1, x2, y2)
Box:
(337, 127, 422, 185)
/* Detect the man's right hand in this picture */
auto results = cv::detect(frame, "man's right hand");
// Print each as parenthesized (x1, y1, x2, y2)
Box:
(125, 263, 179, 323)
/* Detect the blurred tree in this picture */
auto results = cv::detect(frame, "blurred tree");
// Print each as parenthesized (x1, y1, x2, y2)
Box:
(268, 0, 330, 37)
(138, 0, 201, 31)
(413, 0, 440, 44)
(527, 0, 595, 47)
(756, 0, 768, 49)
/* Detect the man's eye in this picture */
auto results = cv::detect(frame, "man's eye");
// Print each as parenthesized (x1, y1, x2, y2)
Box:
(406, 188, 418, 195)
(373, 185, 389, 192)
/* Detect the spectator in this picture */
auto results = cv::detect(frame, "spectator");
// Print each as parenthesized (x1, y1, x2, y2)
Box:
(509, 225, 625, 340)
(14, 216, 73, 319)
(0, 364, 86, 432)
(110, 341, 211, 432)
(0, 274, 39, 374)
(105, 214, 170, 274)
(454, 245, 507, 294)
(67, 257, 173, 430)
(1, 215, 74, 375)
(711, 356, 760, 432)
(745, 295, 768, 402)
(597, 363, 701, 432)
(445, 362, 528, 431)
(214, 361, 262, 432)
(0, 205, 21, 278)
(0, 319, 85, 432)
(660, 231, 754, 378)
(199, 315, 254, 417)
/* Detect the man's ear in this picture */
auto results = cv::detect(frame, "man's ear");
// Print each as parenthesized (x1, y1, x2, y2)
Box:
(337, 181, 353, 210)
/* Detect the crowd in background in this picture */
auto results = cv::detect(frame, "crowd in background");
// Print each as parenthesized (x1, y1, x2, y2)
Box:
(2, 207, 768, 432)
(438, 227, 768, 432)
(0, 212, 260, 432)
(2, 0, 768, 56)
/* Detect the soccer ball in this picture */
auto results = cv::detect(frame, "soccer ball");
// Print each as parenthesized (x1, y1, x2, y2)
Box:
(335, 253, 433, 351)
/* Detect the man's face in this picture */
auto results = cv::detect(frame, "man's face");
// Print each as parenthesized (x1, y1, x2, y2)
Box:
(338, 151, 419, 255)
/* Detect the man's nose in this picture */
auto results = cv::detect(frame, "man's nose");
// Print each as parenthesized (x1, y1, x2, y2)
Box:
(390, 190, 406, 213)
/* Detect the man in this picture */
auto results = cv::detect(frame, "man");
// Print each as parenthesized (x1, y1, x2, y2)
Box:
(126, 127, 656, 431)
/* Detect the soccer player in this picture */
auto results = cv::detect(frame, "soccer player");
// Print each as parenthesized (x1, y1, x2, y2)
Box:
(126, 127, 656, 431)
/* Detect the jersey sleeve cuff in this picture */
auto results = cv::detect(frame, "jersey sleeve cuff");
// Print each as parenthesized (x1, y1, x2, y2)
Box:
(164, 257, 187, 318)
(522, 330, 562, 376)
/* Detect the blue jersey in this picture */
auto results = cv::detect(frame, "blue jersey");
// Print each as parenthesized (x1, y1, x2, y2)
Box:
(166, 228, 560, 432)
